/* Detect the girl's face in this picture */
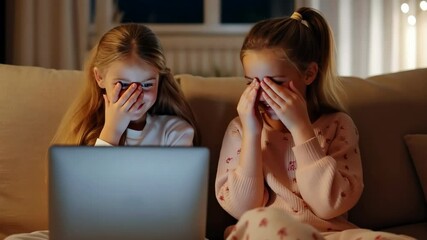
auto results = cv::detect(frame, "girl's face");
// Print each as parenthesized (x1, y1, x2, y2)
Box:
(95, 57, 160, 122)
(242, 49, 309, 122)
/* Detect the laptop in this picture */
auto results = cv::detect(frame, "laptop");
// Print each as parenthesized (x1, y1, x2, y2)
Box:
(48, 146, 209, 240)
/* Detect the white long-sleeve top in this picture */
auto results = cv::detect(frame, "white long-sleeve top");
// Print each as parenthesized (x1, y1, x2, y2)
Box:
(95, 114, 194, 146)
(215, 112, 364, 232)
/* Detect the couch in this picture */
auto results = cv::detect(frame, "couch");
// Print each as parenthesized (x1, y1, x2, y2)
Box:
(0, 63, 426, 240)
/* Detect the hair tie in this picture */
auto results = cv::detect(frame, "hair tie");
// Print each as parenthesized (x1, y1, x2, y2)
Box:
(290, 12, 303, 21)
(290, 12, 309, 28)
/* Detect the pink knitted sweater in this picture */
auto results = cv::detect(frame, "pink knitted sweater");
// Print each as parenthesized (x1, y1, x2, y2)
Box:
(215, 112, 364, 232)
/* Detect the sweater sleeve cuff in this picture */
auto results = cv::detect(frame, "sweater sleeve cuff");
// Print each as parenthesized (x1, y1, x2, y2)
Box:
(292, 137, 326, 167)
(94, 138, 113, 146)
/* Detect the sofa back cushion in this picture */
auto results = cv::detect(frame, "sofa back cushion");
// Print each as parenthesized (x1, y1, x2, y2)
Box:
(176, 74, 247, 239)
(344, 69, 427, 229)
(0, 64, 83, 238)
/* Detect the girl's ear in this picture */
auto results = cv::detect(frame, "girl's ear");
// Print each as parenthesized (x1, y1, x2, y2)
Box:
(304, 62, 318, 85)
(93, 67, 105, 88)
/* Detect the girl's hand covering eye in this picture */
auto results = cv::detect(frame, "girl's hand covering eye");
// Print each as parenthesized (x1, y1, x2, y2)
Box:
(238, 78, 263, 134)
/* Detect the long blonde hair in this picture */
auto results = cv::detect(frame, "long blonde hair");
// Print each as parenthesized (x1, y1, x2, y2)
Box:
(52, 23, 200, 146)
(240, 7, 345, 117)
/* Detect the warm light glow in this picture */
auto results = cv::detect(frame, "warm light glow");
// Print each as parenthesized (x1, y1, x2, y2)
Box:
(404, 24, 416, 69)
(408, 15, 417, 25)
(420, 1, 427, 11)
(401, 3, 410, 13)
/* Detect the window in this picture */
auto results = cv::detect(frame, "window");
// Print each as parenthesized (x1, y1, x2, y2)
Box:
(116, 0, 294, 33)
(110, 0, 296, 77)
(117, 0, 203, 24)
(221, 0, 294, 23)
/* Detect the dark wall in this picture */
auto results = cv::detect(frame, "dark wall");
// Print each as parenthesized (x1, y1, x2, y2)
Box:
(0, 0, 5, 63)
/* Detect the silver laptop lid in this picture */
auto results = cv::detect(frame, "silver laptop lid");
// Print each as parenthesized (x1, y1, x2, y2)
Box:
(49, 146, 209, 240)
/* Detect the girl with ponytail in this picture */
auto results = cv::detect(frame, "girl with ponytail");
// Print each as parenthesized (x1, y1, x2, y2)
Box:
(215, 7, 413, 240)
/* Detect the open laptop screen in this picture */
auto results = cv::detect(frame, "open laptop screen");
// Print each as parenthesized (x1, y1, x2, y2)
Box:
(49, 146, 209, 240)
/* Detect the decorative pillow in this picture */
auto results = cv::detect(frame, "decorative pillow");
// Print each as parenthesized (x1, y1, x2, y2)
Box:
(404, 134, 427, 201)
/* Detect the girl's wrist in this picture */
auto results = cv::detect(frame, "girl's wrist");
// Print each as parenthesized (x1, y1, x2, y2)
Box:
(290, 123, 315, 145)
(241, 127, 261, 139)
(99, 127, 123, 146)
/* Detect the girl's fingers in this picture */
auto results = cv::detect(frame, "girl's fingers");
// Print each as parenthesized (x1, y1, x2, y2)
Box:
(261, 91, 279, 109)
(128, 91, 144, 112)
(260, 79, 286, 106)
(111, 82, 122, 103)
(122, 86, 142, 111)
(244, 79, 259, 95)
(261, 77, 295, 103)
(240, 79, 259, 106)
(246, 80, 260, 109)
(249, 79, 260, 100)
(116, 83, 138, 106)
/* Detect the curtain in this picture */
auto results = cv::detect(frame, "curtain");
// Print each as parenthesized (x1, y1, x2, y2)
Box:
(296, 0, 427, 78)
(5, 0, 90, 70)
(93, 0, 118, 47)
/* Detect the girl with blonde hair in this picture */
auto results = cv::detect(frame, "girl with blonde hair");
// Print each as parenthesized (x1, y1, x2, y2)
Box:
(53, 23, 199, 147)
(5, 23, 199, 240)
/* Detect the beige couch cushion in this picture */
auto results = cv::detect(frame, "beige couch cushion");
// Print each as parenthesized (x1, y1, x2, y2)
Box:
(345, 69, 427, 232)
(176, 74, 247, 238)
(176, 74, 247, 162)
(0, 64, 83, 238)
